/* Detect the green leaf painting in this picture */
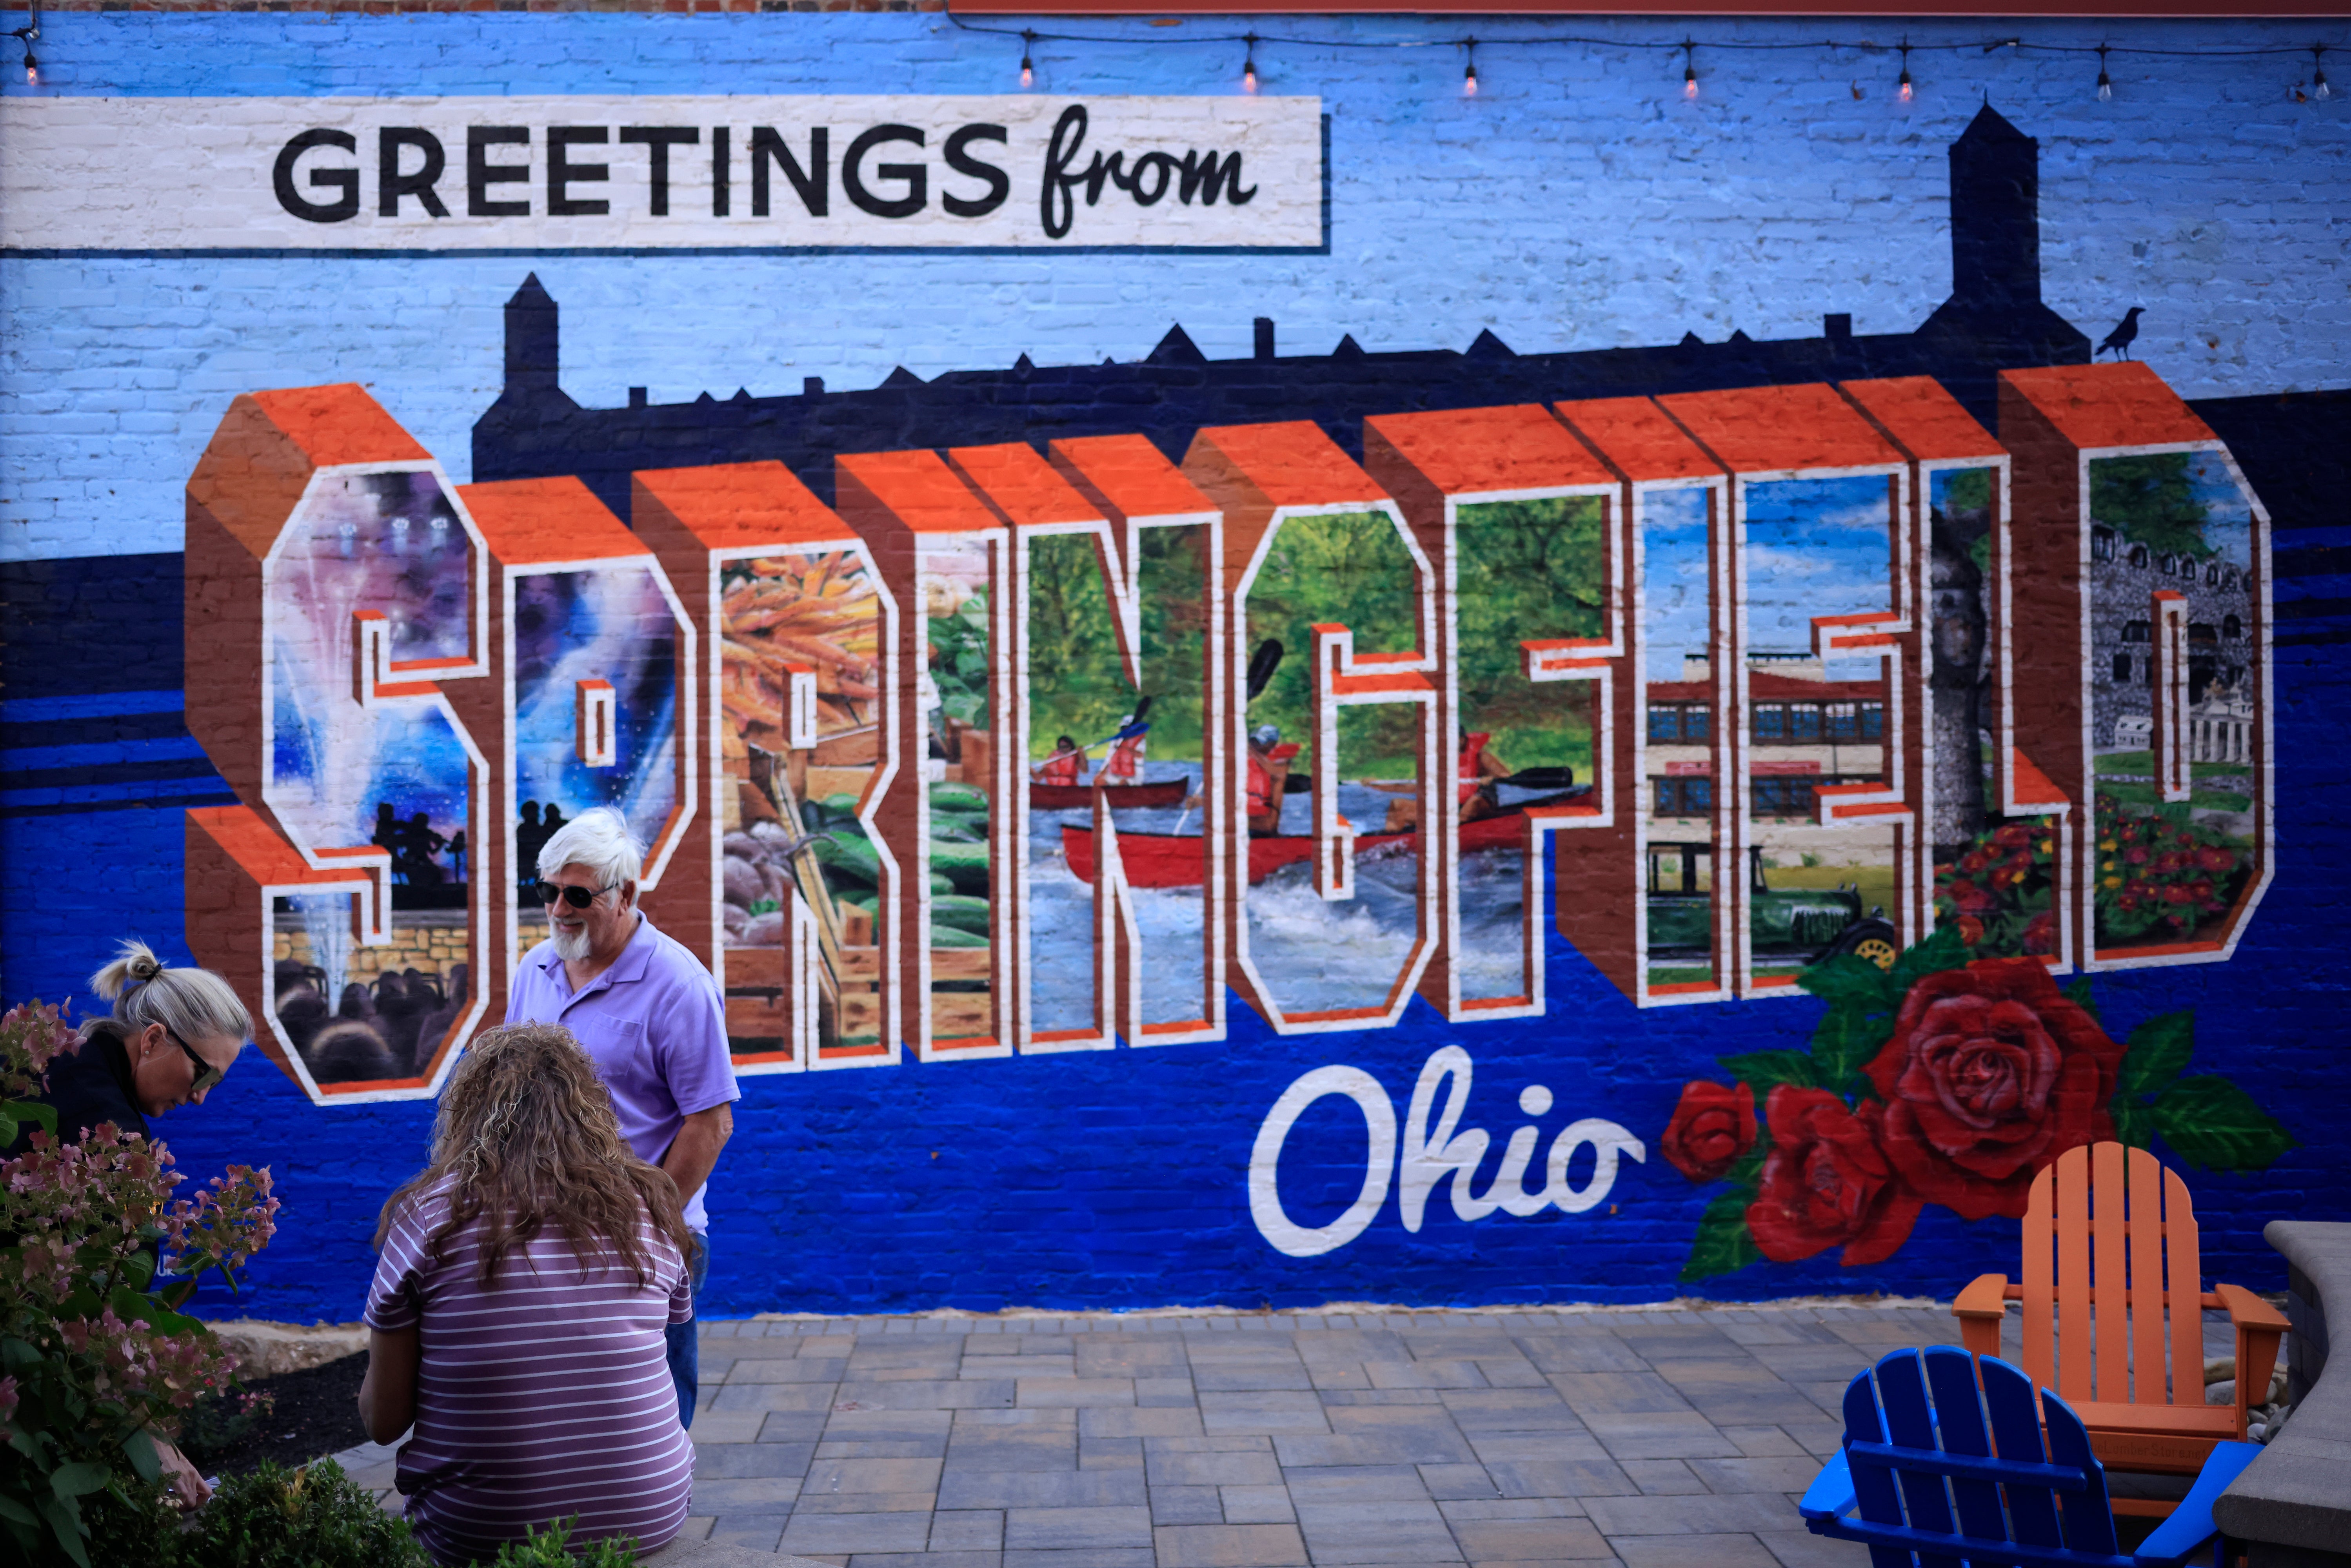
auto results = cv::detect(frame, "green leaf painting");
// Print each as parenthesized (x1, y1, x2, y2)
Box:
(2152, 1077, 2298, 1172)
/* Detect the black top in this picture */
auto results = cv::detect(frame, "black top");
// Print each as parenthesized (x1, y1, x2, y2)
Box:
(5, 1029, 149, 1157)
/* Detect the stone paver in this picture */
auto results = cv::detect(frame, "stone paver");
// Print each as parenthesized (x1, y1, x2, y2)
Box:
(335, 1298, 2217, 1565)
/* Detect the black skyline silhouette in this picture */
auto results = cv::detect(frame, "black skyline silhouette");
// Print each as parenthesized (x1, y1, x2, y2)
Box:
(474, 105, 2092, 518)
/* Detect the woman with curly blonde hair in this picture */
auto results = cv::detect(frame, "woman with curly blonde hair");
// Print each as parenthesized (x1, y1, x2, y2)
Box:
(358, 1023, 695, 1564)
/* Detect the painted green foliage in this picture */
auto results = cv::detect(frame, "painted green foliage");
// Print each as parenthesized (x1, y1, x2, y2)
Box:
(1454, 497, 1606, 775)
(1658, 929, 2296, 1283)
(2091, 451, 2214, 561)
(1027, 527, 1208, 763)
(1246, 509, 1423, 775)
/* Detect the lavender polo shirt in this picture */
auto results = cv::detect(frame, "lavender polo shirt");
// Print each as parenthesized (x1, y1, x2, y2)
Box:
(505, 912, 738, 1232)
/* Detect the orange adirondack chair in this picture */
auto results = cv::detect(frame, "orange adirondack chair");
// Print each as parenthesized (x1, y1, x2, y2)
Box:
(1954, 1143, 2288, 1499)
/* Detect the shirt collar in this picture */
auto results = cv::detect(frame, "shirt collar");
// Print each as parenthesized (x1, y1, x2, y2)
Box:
(536, 910, 660, 990)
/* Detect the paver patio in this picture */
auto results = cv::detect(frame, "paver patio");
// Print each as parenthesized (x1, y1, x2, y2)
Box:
(330, 1302, 2239, 1568)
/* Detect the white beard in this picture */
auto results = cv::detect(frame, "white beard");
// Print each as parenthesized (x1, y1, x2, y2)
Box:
(551, 924, 593, 962)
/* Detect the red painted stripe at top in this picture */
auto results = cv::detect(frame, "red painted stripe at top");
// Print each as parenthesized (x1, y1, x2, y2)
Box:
(838, 447, 1006, 535)
(1050, 434, 1218, 524)
(248, 383, 432, 469)
(1840, 377, 2006, 466)
(1366, 404, 1614, 496)
(460, 475, 643, 566)
(1660, 383, 1907, 475)
(950, 0, 2345, 15)
(949, 440, 1105, 530)
(2000, 362, 2218, 453)
(634, 460, 852, 553)
(1555, 396, 1719, 484)
(1194, 419, 1389, 509)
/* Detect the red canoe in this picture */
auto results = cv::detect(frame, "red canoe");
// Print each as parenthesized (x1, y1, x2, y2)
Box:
(1028, 779, 1189, 811)
(1059, 795, 1584, 889)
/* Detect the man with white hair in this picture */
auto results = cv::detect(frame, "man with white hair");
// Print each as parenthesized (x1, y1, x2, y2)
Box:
(505, 806, 738, 1428)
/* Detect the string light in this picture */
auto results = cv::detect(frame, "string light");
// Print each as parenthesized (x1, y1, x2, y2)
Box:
(1463, 37, 1477, 97)
(1242, 31, 1258, 94)
(9, 0, 36, 88)
(2316, 45, 2333, 100)
(2097, 44, 2113, 101)
(1682, 39, 1699, 100)
(1019, 29, 1034, 91)
(1898, 42, 1915, 103)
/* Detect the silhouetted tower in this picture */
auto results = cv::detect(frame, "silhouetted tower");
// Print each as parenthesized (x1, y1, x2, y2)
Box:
(505, 273, 561, 394)
(1948, 105, 2040, 309)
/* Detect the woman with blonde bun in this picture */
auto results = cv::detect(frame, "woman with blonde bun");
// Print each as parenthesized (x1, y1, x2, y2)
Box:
(4, 939, 254, 1510)
(7, 940, 252, 1156)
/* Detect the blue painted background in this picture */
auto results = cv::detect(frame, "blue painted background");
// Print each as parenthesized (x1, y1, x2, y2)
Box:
(2, 11, 2348, 1323)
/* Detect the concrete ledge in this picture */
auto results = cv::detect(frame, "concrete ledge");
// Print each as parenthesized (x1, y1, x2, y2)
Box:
(2213, 1221, 2351, 1566)
(205, 1319, 368, 1379)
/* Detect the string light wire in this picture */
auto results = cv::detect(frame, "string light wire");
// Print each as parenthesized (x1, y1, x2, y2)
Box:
(941, 10, 2345, 104)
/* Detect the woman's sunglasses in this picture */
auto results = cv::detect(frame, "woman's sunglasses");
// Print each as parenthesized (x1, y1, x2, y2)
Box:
(167, 1030, 225, 1095)
(534, 879, 620, 910)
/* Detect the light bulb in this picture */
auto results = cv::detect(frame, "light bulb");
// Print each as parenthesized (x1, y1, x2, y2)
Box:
(21, 49, 35, 87)
(2317, 69, 2333, 100)
(1684, 66, 1698, 99)
(2097, 71, 2112, 100)
(1020, 57, 1032, 89)
(1899, 70, 1914, 102)
(1897, 44, 1913, 103)
(1243, 58, 1257, 92)
(1464, 60, 1478, 96)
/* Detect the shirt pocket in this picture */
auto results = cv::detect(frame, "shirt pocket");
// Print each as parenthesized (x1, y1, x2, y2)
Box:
(563, 1012, 652, 1092)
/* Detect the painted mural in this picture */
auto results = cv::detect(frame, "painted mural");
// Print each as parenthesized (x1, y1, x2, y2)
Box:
(1, 13, 2344, 1321)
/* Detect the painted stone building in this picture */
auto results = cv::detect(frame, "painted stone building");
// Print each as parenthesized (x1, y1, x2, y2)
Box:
(2089, 524, 2256, 751)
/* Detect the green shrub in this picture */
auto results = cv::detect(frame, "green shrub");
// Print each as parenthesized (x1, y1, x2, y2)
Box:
(474, 1515, 641, 1566)
(174, 1459, 430, 1568)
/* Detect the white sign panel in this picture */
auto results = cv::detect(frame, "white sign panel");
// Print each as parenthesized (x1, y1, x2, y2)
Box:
(0, 94, 1323, 251)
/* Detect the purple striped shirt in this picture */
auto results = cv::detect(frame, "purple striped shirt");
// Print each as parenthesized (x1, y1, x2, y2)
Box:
(365, 1182, 694, 1565)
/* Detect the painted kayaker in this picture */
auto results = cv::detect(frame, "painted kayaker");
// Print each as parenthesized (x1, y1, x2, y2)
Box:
(1458, 730, 1513, 822)
(1102, 713, 1149, 784)
(1246, 724, 1299, 836)
(1033, 735, 1085, 786)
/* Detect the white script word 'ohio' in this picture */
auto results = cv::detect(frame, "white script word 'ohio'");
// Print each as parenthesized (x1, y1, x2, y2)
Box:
(1248, 1047, 1647, 1258)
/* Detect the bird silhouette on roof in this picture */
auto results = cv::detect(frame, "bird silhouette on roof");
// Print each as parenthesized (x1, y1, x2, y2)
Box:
(2097, 306, 2144, 360)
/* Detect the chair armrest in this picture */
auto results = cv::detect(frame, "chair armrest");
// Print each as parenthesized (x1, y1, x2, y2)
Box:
(2214, 1282, 2287, 1434)
(1798, 1448, 1855, 1524)
(2131, 1440, 2261, 1567)
(1953, 1274, 2009, 1360)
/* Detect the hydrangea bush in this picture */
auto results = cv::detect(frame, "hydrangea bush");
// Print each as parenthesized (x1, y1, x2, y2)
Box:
(0, 1001, 280, 1567)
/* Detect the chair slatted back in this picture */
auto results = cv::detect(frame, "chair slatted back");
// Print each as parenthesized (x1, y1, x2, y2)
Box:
(2018, 1142, 2200, 1407)
(1842, 1347, 2121, 1567)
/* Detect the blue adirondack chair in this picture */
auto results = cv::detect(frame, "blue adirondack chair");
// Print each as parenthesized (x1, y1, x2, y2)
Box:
(1799, 1347, 2262, 1568)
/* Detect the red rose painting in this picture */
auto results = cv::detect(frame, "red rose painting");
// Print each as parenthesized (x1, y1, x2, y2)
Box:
(1666, 925, 2291, 1284)
(1660, 1081, 1756, 1183)
(1865, 957, 2126, 1221)
(1745, 1087, 1920, 1267)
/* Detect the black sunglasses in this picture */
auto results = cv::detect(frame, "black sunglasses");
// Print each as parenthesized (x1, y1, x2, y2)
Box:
(167, 1029, 225, 1095)
(534, 879, 620, 910)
